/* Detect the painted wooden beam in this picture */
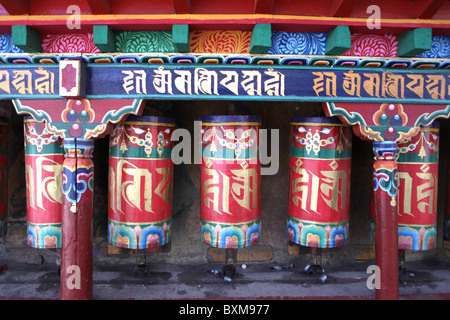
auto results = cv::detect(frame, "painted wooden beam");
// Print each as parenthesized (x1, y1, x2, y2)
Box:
(416, 0, 446, 19)
(172, 0, 190, 14)
(397, 28, 432, 57)
(331, 0, 358, 17)
(325, 25, 351, 55)
(254, 0, 274, 14)
(93, 25, 116, 52)
(0, 0, 29, 15)
(172, 24, 189, 52)
(11, 25, 42, 52)
(86, 0, 111, 15)
(250, 23, 272, 54)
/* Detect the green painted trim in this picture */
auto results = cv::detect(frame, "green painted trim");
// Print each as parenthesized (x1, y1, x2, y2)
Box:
(325, 25, 351, 56)
(397, 153, 438, 163)
(25, 145, 64, 155)
(12, 25, 42, 53)
(110, 146, 173, 159)
(398, 28, 432, 57)
(93, 25, 116, 52)
(172, 24, 190, 53)
(250, 23, 272, 54)
(202, 145, 259, 160)
(290, 147, 352, 159)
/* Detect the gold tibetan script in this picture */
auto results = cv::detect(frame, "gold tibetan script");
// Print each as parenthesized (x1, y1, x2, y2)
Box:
(312, 71, 450, 100)
(398, 171, 437, 216)
(109, 159, 172, 213)
(25, 157, 63, 210)
(0, 68, 56, 95)
(291, 167, 348, 213)
(203, 167, 258, 215)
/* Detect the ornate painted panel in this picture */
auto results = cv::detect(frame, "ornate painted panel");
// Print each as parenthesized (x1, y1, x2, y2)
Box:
(0, 34, 24, 53)
(342, 33, 398, 57)
(189, 30, 251, 53)
(115, 31, 175, 53)
(416, 36, 450, 59)
(42, 33, 100, 53)
(268, 32, 327, 55)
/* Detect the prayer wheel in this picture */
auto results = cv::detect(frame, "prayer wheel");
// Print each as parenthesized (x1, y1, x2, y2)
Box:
(108, 115, 175, 249)
(200, 115, 261, 248)
(397, 123, 439, 250)
(287, 117, 352, 248)
(0, 117, 7, 238)
(24, 116, 64, 248)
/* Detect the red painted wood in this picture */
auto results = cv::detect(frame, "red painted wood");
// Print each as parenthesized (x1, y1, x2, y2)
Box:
(60, 141, 94, 300)
(331, 0, 358, 17)
(373, 144, 399, 300)
(0, 0, 29, 15)
(86, 0, 110, 15)
(172, 0, 190, 14)
(416, 0, 446, 19)
(253, 0, 274, 14)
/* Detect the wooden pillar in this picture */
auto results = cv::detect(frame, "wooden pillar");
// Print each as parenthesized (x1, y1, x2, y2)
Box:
(372, 141, 399, 300)
(60, 138, 94, 300)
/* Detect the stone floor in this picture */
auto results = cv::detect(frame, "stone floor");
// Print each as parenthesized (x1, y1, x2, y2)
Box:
(0, 255, 449, 301)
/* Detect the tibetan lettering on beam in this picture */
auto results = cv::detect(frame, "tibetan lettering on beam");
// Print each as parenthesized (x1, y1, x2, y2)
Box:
(1, 64, 449, 104)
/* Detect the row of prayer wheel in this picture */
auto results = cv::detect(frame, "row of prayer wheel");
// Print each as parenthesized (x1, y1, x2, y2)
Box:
(19, 115, 449, 252)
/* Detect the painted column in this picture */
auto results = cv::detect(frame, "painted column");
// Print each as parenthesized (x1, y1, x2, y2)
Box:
(60, 138, 94, 300)
(372, 141, 399, 300)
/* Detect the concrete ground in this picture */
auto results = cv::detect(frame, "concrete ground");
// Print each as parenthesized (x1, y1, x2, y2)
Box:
(0, 257, 449, 300)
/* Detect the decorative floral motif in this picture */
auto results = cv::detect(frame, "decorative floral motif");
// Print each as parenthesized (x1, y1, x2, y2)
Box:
(201, 220, 260, 248)
(416, 36, 450, 58)
(342, 33, 398, 57)
(0, 34, 24, 53)
(189, 30, 251, 53)
(286, 218, 348, 248)
(116, 31, 174, 53)
(62, 165, 94, 204)
(268, 32, 327, 55)
(294, 126, 349, 155)
(25, 122, 60, 152)
(202, 125, 257, 158)
(42, 33, 100, 53)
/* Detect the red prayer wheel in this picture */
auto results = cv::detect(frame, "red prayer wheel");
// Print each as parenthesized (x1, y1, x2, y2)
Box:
(24, 116, 64, 248)
(108, 115, 175, 249)
(200, 115, 261, 248)
(0, 117, 7, 238)
(287, 117, 352, 248)
(397, 123, 439, 250)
